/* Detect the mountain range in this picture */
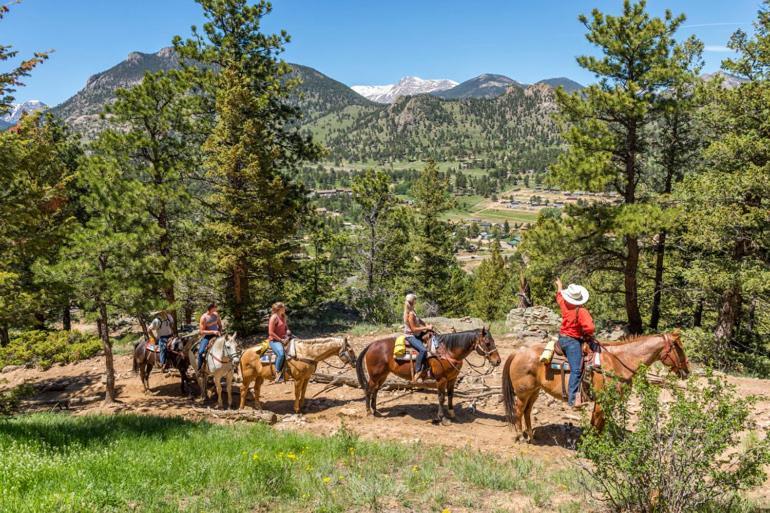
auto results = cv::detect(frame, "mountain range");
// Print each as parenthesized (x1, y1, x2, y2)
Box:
(1, 100, 48, 129)
(43, 48, 587, 167)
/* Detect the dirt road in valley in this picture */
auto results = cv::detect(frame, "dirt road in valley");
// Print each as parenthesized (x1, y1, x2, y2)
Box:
(2, 333, 770, 478)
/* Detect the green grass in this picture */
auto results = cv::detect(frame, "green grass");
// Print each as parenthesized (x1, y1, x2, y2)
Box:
(0, 413, 583, 513)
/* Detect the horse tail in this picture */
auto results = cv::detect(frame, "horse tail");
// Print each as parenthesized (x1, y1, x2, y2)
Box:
(501, 353, 516, 426)
(355, 343, 371, 393)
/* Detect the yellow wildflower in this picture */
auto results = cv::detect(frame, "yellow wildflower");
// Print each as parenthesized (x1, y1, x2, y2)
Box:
(322, 476, 331, 484)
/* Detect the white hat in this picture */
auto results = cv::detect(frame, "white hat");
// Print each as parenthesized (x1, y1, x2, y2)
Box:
(561, 284, 589, 306)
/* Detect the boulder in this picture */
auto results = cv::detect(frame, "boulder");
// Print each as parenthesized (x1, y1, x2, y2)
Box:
(505, 306, 561, 342)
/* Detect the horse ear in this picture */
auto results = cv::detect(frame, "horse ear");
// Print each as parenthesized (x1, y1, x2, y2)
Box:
(231, 332, 238, 341)
(481, 326, 487, 335)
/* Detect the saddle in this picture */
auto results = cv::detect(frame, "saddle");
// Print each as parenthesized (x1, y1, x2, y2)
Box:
(547, 340, 601, 402)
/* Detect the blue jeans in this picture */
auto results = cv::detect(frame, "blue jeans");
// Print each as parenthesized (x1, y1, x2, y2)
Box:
(559, 335, 583, 406)
(198, 335, 214, 370)
(270, 341, 286, 375)
(158, 336, 170, 364)
(406, 335, 427, 373)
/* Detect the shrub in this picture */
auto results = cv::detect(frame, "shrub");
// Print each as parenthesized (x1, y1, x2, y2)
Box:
(578, 371, 770, 513)
(681, 328, 770, 376)
(0, 330, 101, 370)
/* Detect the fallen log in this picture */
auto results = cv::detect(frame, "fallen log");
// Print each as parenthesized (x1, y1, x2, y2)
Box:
(190, 407, 277, 424)
(20, 394, 103, 409)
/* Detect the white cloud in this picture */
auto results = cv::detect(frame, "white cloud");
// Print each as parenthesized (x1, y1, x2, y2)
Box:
(704, 45, 733, 53)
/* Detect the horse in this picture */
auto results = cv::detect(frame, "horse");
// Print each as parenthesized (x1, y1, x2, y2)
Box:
(132, 336, 193, 396)
(501, 332, 690, 442)
(188, 333, 240, 409)
(239, 337, 356, 413)
(356, 328, 501, 425)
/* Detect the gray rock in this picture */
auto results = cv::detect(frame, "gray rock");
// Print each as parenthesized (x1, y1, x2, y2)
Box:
(1, 364, 22, 373)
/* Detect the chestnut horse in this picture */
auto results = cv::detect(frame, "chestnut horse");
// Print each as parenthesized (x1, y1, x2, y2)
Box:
(356, 328, 501, 424)
(239, 337, 356, 413)
(132, 336, 193, 396)
(501, 332, 690, 442)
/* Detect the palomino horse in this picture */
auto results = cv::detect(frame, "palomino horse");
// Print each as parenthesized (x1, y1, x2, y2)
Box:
(239, 337, 356, 413)
(132, 336, 193, 396)
(501, 332, 690, 442)
(356, 328, 501, 424)
(188, 334, 240, 409)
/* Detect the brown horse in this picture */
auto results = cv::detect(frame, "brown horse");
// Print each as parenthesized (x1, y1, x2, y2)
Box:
(239, 337, 356, 413)
(501, 332, 690, 442)
(356, 328, 501, 424)
(132, 336, 194, 396)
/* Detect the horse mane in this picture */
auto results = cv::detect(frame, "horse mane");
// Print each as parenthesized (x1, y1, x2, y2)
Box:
(599, 333, 669, 346)
(438, 329, 482, 350)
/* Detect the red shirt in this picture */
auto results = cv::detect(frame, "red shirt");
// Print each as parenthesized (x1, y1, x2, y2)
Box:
(556, 292, 595, 340)
(268, 314, 288, 341)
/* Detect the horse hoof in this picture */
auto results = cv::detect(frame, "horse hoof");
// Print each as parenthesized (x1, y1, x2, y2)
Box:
(446, 410, 456, 420)
(441, 417, 452, 426)
(372, 411, 382, 418)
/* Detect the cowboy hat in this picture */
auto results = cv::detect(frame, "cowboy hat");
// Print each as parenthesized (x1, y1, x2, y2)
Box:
(562, 284, 589, 306)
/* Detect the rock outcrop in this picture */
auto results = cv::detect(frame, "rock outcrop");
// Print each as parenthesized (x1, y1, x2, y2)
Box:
(505, 306, 561, 344)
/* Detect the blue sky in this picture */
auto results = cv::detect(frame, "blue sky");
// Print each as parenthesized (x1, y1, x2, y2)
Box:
(3, 0, 762, 105)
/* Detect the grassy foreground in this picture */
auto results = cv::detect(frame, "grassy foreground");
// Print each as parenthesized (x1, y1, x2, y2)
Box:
(0, 413, 583, 513)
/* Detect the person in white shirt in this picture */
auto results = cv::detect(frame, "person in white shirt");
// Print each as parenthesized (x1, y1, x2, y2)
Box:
(149, 309, 175, 366)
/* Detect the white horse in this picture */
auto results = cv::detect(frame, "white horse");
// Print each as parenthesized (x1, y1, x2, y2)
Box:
(189, 333, 239, 409)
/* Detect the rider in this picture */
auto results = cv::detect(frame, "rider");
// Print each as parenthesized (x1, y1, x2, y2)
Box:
(268, 302, 292, 383)
(148, 309, 175, 367)
(403, 293, 433, 381)
(198, 302, 222, 371)
(555, 278, 595, 408)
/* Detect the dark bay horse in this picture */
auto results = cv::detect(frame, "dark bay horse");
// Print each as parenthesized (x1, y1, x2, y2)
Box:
(356, 328, 501, 424)
(133, 336, 194, 396)
(501, 332, 690, 442)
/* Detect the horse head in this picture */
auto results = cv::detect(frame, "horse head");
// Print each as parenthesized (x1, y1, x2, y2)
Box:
(223, 332, 240, 363)
(659, 330, 689, 379)
(338, 336, 357, 368)
(475, 326, 501, 367)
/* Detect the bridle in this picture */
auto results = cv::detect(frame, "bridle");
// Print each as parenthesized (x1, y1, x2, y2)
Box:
(325, 339, 356, 369)
(659, 334, 688, 374)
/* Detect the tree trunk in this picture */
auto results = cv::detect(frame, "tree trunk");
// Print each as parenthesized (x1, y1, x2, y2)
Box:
(367, 223, 376, 291)
(649, 230, 667, 330)
(99, 302, 116, 404)
(517, 272, 532, 308)
(0, 325, 9, 347)
(184, 301, 194, 326)
(693, 298, 703, 328)
(231, 258, 250, 330)
(138, 315, 149, 339)
(714, 285, 742, 351)
(624, 235, 643, 334)
(62, 304, 71, 331)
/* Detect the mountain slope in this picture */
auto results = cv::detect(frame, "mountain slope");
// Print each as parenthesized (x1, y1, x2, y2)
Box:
(434, 74, 522, 100)
(536, 77, 584, 92)
(352, 76, 458, 103)
(51, 48, 374, 137)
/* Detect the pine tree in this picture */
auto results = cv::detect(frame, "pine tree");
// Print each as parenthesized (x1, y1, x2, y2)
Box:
(99, 69, 208, 326)
(174, 0, 321, 332)
(551, 1, 698, 333)
(676, 2, 770, 355)
(409, 160, 466, 314)
(471, 239, 511, 321)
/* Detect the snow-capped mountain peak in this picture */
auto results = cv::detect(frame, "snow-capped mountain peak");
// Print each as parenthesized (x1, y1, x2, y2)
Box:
(2, 100, 48, 124)
(352, 76, 458, 103)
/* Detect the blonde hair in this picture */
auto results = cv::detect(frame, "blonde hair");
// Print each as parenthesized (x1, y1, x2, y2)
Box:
(403, 294, 416, 325)
(271, 302, 286, 316)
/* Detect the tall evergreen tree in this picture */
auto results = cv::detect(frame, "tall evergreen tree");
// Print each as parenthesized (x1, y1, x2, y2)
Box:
(470, 239, 512, 321)
(551, 0, 698, 333)
(174, 0, 321, 332)
(676, 2, 770, 355)
(99, 69, 208, 326)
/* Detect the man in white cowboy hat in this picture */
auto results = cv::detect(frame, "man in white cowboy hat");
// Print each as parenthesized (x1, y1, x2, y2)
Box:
(555, 277, 595, 408)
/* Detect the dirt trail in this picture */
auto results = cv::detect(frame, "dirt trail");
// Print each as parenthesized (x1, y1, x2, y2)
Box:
(3, 333, 770, 472)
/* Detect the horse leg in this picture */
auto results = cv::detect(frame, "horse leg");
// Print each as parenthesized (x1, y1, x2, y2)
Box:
(513, 394, 527, 442)
(226, 370, 233, 410)
(591, 402, 605, 431)
(524, 394, 537, 442)
(239, 369, 251, 410)
(254, 377, 263, 411)
(434, 379, 449, 425)
(214, 372, 224, 409)
(293, 379, 303, 414)
(446, 378, 457, 420)
(299, 379, 310, 412)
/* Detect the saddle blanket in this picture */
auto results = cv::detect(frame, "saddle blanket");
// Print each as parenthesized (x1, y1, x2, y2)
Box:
(145, 343, 160, 353)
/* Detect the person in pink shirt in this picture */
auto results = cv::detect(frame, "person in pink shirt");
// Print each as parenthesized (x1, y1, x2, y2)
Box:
(555, 277, 595, 407)
(268, 302, 292, 383)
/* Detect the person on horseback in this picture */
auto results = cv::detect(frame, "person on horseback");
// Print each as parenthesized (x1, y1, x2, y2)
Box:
(198, 303, 222, 371)
(268, 302, 292, 384)
(148, 309, 175, 368)
(555, 278, 595, 408)
(403, 293, 433, 381)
